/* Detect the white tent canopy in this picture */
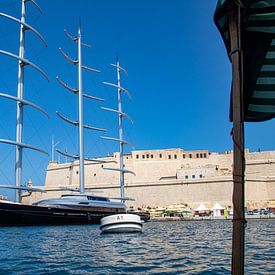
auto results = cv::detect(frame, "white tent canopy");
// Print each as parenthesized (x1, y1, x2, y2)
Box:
(195, 204, 209, 211)
(211, 203, 225, 210)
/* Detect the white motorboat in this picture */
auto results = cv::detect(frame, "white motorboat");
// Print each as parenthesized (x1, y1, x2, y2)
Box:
(100, 213, 143, 233)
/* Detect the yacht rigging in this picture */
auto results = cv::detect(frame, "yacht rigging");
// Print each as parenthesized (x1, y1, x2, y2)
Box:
(0, 0, 125, 225)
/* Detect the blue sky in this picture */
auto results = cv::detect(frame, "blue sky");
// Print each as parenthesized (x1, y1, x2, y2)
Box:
(0, 0, 274, 198)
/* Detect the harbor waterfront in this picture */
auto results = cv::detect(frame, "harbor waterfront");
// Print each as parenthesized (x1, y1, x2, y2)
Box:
(0, 1, 274, 274)
(0, 219, 274, 274)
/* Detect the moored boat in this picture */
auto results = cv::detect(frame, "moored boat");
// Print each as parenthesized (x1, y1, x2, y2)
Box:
(0, 197, 125, 226)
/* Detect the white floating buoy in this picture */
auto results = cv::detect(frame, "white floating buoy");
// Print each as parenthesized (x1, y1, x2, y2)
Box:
(100, 213, 143, 233)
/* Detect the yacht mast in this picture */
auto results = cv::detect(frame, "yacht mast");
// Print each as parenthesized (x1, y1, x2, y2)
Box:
(0, 0, 49, 202)
(15, 0, 26, 202)
(77, 26, 84, 194)
(117, 58, 125, 199)
(56, 26, 105, 193)
(102, 57, 135, 202)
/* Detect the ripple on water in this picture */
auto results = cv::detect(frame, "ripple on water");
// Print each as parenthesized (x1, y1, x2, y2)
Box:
(0, 220, 274, 274)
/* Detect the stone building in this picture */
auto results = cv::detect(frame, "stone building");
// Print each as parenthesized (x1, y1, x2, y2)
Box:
(22, 148, 275, 210)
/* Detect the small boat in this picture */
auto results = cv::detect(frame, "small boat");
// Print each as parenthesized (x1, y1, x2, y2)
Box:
(100, 213, 142, 233)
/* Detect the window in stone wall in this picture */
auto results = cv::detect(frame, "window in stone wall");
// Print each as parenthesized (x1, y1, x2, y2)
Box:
(185, 175, 188, 179)
(192, 175, 195, 179)
(196, 153, 199, 158)
(200, 153, 203, 158)
(168, 155, 171, 159)
(146, 154, 149, 158)
(189, 154, 192, 158)
(183, 154, 185, 158)
(142, 155, 145, 159)
(136, 155, 139, 159)
(199, 174, 203, 178)
(94, 173, 96, 176)
(159, 154, 162, 158)
(204, 153, 207, 158)
(174, 155, 177, 159)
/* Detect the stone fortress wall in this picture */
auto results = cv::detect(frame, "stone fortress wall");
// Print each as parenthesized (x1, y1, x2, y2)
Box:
(23, 148, 275, 210)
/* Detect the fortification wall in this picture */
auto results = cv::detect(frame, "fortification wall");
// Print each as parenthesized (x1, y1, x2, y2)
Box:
(22, 149, 275, 209)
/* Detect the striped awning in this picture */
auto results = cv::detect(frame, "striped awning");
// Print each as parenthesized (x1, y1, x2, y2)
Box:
(214, 0, 275, 122)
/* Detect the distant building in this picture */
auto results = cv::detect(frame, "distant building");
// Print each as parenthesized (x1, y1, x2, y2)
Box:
(23, 148, 275, 210)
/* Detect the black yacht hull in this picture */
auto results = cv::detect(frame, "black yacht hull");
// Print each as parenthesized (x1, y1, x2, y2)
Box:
(0, 201, 125, 226)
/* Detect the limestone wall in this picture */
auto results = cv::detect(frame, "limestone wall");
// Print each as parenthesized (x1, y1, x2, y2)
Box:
(22, 148, 275, 210)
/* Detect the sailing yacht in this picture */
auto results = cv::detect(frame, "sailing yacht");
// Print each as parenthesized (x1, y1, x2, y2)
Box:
(0, 0, 125, 226)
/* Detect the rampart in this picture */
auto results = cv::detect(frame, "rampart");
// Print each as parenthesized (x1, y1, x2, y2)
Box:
(23, 148, 275, 210)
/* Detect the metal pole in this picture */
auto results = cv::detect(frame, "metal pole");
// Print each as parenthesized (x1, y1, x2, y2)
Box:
(228, 5, 245, 275)
(117, 59, 124, 202)
(65, 148, 68, 163)
(15, 0, 26, 203)
(51, 136, 54, 162)
(78, 26, 84, 194)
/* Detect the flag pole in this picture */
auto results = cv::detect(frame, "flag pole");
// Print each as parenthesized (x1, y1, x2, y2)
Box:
(228, 3, 246, 274)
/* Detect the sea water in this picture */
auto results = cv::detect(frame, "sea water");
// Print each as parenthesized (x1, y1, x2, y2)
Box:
(0, 220, 274, 274)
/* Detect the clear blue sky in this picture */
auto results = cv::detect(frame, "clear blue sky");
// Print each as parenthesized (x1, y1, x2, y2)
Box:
(0, 0, 274, 198)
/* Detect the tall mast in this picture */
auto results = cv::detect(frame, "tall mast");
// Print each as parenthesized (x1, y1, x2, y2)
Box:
(77, 26, 84, 194)
(56, 27, 104, 193)
(15, 0, 26, 202)
(102, 57, 135, 202)
(0, 0, 49, 202)
(116, 58, 124, 199)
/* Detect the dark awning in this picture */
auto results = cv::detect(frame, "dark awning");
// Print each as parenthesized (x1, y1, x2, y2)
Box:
(214, 0, 275, 122)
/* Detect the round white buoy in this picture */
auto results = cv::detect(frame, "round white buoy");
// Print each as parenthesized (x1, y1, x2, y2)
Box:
(100, 213, 143, 233)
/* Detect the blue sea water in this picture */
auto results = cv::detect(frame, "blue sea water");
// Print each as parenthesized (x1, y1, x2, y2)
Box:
(0, 220, 274, 274)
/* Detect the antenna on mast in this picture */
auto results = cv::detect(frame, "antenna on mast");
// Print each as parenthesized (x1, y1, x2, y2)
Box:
(79, 16, 81, 29)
